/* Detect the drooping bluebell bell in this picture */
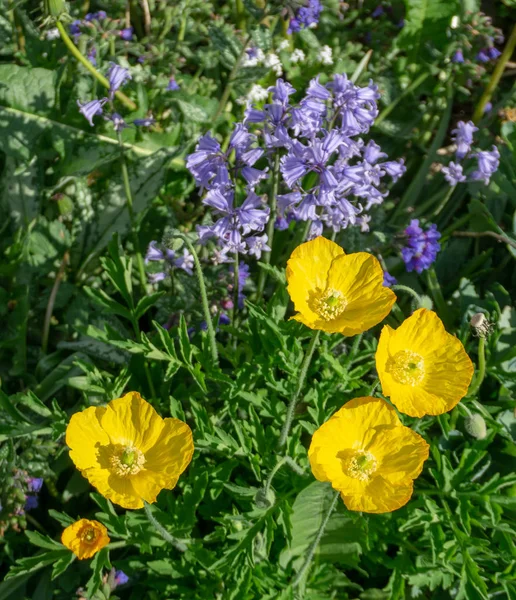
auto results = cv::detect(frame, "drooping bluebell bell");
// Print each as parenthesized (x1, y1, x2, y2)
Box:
(167, 77, 180, 91)
(77, 98, 107, 126)
(401, 220, 441, 273)
(442, 162, 466, 185)
(145, 241, 193, 283)
(451, 120, 478, 160)
(476, 49, 490, 63)
(470, 146, 500, 185)
(107, 63, 132, 99)
(487, 47, 501, 60)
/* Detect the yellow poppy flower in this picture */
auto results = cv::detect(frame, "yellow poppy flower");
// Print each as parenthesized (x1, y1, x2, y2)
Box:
(376, 308, 474, 417)
(308, 397, 429, 513)
(61, 518, 110, 560)
(286, 237, 396, 336)
(66, 392, 194, 509)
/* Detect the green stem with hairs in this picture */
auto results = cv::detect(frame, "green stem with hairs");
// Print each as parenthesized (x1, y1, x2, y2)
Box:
(256, 152, 280, 300)
(56, 21, 136, 111)
(174, 234, 219, 365)
(279, 330, 321, 447)
(468, 336, 486, 397)
(117, 131, 148, 293)
(144, 502, 188, 552)
(392, 284, 424, 308)
(291, 490, 340, 587)
(232, 252, 239, 327)
(472, 23, 516, 124)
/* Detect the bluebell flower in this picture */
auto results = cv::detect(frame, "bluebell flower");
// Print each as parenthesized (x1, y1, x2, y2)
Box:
(328, 75, 379, 135)
(115, 570, 129, 586)
(288, 0, 323, 33)
(442, 162, 466, 186)
(27, 478, 43, 493)
(476, 49, 490, 63)
(451, 120, 478, 159)
(452, 49, 464, 63)
(174, 249, 194, 275)
(148, 272, 168, 284)
(133, 117, 156, 127)
(401, 219, 441, 274)
(487, 47, 501, 60)
(107, 63, 132, 99)
(383, 271, 397, 287)
(145, 241, 166, 263)
(25, 496, 38, 511)
(87, 47, 97, 66)
(77, 98, 107, 126)
(120, 27, 133, 41)
(167, 77, 180, 91)
(108, 113, 129, 132)
(70, 20, 82, 36)
(470, 146, 500, 185)
(247, 234, 271, 259)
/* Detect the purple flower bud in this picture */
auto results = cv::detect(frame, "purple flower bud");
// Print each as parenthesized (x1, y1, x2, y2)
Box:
(487, 47, 501, 60)
(109, 113, 129, 132)
(25, 496, 38, 511)
(452, 49, 464, 64)
(107, 63, 132, 99)
(383, 271, 397, 287)
(476, 49, 490, 63)
(483, 102, 492, 114)
(372, 6, 384, 18)
(87, 46, 97, 66)
(442, 161, 466, 186)
(27, 478, 43, 493)
(167, 77, 180, 91)
(77, 98, 107, 126)
(133, 117, 156, 127)
(451, 120, 478, 159)
(69, 20, 82, 36)
(115, 570, 129, 586)
(148, 272, 168, 284)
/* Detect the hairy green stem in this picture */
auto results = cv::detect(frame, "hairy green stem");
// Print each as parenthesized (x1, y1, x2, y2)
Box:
(291, 490, 339, 587)
(56, 21, 136, 110)
(232, 252, 239, 326)
(175, 234, 219, 365)
(472, 23, 516, 123)
(256, 152, 280, 300)
(392, 284, 424, 308)
(117, 132, 148, 293)
(468, 336, 486, 397)
(279, 330, 321, 447)
(144, 502, 187, 552)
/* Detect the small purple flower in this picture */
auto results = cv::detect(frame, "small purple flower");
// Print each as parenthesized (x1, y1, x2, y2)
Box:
(476, 49, 490, 63)
(442, 162, 466, 186)
(87, 46, 97, 66)
(114, 570, 129, 586)
(148, 272, 168, 284)
(371, 5, 384, 18)
(107, 63, 132, 99)
(120, 27, 133, 41)
(25, 496, 38, 511)
(27, 478, 43, 493)
(470, 146, 500, 185)
(145, 241, 165, 263)
(288, 0, 323, 33)
(70, 20, 82, 36)
(452, 49, 464, 64)
(167, 77, 180, 91)
(483, 102, 493, 114)
(487, 47, 501, 60)
(383, 271, 397, 287)
(133, 117, 156, 127)
(109, 113, 129, 132)
(451, 120, 478, 159)
(77, 98, 107, 126)
(174, 249, 194, 275)
(401, 219, 441, 274)
(247, 234, 271, 259)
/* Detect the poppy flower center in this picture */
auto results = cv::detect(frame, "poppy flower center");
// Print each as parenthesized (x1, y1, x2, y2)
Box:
(343, 450, 378, 481)
(387, 350, 425, 385)
(313, 288, 347, 321)
(109, 445, 145, 476)
(82, 527, 98, 544)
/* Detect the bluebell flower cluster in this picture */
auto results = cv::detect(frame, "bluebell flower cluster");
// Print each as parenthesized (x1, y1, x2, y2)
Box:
(246, 75, 405, 237)
(145, 241, 194, 283)
(288, 0, 323, 34)
(187, 125, 271, 259)
(401, 220, 441, 274)
(442, 120, 500, 186)
(69, 11, 107, 37)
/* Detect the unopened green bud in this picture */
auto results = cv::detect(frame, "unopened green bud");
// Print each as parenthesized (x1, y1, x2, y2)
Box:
(464, 413, 487, 440)
(57, 194, 74, 216)
(254, 486, 276, 509)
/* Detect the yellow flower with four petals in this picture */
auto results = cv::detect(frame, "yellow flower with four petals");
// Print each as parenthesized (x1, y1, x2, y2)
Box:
(309, 397, 429, 513)
(66, 392, 194, 509)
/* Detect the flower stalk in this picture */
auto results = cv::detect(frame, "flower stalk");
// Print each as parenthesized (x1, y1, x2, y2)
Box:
(144, 502, 188, 552)
(468, 336, 486, 397)
(279, 330, 321, 447)
(291, 490, 340, 588)
(392, 284, 424, 309)
(174, 233, 219, 366)
(56, 21, 136, 111)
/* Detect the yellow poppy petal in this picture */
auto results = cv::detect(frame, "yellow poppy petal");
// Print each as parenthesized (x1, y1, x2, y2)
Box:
(341, 477, 414, 514)
(131, 472, 180, 504)
(66, 406, 108, 471)
(100, 392, 164, 452)
(286, 236, 344, 322)
(144, 417, 194, 481)
(324, 253, 396, 336)
(61, 519, 110, 560)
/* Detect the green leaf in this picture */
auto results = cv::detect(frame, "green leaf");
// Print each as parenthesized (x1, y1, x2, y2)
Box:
(0, 157, 39, 228)
(25, 531, 63, 551)
(456, 550, 489, 600)
(85, 548, 111, 599)
(134, 291, 166, 320)
(51, 552, 76, 580)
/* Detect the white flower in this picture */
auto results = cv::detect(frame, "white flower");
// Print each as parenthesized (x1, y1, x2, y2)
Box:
(291, 49, 306, 64)
(358, 215, 371, 233)
(248, 84, 269, 103)
(278, 40, 290, 51)
(264, 53, 282, 76)
(46, 28, 60, 41)
(242, 48, 265, 67)
(318, 45, 333, 65)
